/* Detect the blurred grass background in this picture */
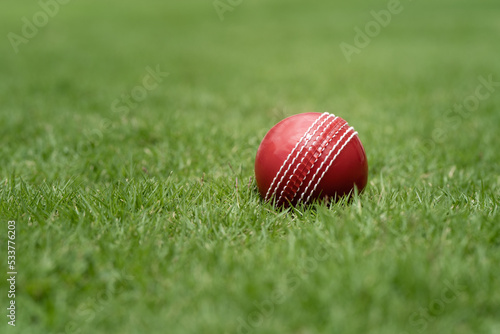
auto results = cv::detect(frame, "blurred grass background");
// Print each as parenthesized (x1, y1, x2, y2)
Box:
(1, 0, 499, 333)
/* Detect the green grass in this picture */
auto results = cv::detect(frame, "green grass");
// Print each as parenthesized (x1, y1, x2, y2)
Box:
(1, 0, 500, 333)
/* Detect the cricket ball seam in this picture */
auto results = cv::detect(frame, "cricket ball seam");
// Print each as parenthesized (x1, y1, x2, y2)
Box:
(263, 112, 328, 201)
(270, 114, 328, 202)
(303, 128, 358, 204)
(265, 112, 329, 202)
(292, 122, 348, 204)
(277, 114, 339, 206)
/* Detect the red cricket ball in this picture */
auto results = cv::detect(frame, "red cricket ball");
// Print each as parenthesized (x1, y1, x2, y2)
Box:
(254, 112, 368, 207)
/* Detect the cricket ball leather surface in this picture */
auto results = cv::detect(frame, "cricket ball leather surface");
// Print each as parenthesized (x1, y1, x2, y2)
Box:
(255, 112, 368, 207)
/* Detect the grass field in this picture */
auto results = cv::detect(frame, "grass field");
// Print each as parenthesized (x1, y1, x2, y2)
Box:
(1, 0, 500, 333)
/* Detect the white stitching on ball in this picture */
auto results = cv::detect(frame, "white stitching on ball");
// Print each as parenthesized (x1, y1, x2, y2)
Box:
(269, 113, 330, 204)
(301, 127, 357, 204)
(264, 112, 329, 203)
(278, 115, 338, 205)
(290, 121, 346, 204)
